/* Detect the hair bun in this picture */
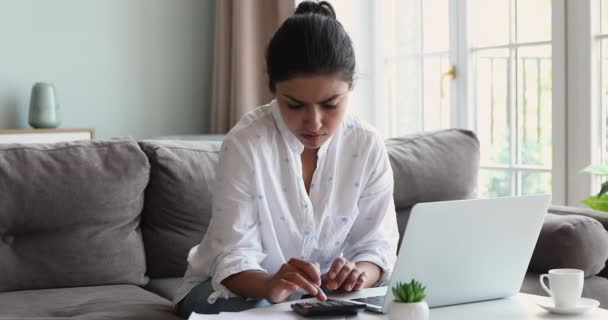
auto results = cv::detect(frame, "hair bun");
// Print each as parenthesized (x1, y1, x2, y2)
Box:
(294, 1, 336, 19)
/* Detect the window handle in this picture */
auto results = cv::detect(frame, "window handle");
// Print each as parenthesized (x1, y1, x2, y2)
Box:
(441, 64, 457, 98)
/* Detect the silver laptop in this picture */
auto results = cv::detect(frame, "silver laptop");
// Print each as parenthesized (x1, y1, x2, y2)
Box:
(349, 195, 551, 313)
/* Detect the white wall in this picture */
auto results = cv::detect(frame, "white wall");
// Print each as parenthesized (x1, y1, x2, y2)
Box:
(294, 0, 376, 124)
(330, 0, 376, 123)
(0, 0, 215, 139)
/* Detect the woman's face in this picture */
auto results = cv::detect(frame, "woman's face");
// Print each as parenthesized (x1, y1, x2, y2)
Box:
(275, 74, 349, 149)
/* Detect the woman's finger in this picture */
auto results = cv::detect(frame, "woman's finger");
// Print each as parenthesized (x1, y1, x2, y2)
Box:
(267, 277, 300, 303)
(353, 272, 367, 290)
(287, 258, 321, 286)
(284, 272, 321, 298)
(278, 278, 299, 291)
(342, 269, 361, 291)
(279, 279, 299, 291)
(328, 257, 347, 280)
(333, 262, 355, 288)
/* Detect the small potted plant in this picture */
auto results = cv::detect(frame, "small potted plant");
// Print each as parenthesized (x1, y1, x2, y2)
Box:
(389, 279, 429, 320)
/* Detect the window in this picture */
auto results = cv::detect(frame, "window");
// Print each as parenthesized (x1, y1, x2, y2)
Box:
(336, 0, 568, 203)
(374, 0, 555, 198)
(600, 0, 608, 165)
(594, 0, 608, 192)
(470, 0, 553, 198)
(372, 0, 453, 138)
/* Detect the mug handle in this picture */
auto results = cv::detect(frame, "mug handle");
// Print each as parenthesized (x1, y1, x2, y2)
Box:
(540, 274, 552, 296)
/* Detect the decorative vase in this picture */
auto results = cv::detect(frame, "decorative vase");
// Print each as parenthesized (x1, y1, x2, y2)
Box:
(389, 300, 430, 320)
(28, 82, 61, 129)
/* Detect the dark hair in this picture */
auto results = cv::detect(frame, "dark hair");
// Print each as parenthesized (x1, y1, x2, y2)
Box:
(265, 1, 356, 93)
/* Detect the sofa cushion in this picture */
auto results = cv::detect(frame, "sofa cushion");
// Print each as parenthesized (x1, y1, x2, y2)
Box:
(0, 139, 149, 292)
(386, 129, 479, 210)
(145, 277, 182, 301)
(549, 205, 608, 230)
(138, 130, 480, 278)
(0, 284, 181, 319)
(529, 213, 608, 277)
(548, 206, 608, 278)
(395, 208, 412, 250)
(139, 140, 221, 278)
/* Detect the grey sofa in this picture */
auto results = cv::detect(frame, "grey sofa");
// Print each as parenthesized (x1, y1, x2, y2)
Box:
(0, 128, 606, 319)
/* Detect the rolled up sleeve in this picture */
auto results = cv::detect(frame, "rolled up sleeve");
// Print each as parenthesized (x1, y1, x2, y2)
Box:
(187, 136, 268, 302)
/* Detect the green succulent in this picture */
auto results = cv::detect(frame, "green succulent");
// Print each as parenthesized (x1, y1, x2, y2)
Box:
(392, 279, 426, 303)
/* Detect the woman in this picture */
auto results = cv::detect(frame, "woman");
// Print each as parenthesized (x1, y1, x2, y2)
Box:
(174, 1, 399, 317)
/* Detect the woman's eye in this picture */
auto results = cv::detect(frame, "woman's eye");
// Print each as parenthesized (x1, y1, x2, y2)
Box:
(287, 104, 304, 109)
(323, 104, 337, 110)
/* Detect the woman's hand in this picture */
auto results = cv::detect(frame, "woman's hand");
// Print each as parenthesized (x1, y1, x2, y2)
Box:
(322, 258, 381, 292)
(265, 258, 327, 303)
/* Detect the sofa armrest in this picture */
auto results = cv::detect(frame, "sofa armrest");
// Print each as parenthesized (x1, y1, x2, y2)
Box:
(529, 212, 608, 278)
(548, 205, 608, 278)
(549, 205, 608, 230)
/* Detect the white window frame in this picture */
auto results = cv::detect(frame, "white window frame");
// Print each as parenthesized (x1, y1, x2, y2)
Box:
(596, 0, 608, 185)
(460, 0, 565, 204)
(421, 2, 453, 131)
(565, 0, 601, 206)
(342, 0, 571, 204)
(553, 0, 567, 205)
(452, 0, 471, 130)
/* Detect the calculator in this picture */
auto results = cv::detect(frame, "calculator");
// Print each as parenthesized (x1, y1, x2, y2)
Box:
(291, 299, 366, 317)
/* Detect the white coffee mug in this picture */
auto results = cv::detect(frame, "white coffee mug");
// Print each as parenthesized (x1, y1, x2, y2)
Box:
(539, 268, 584, 308)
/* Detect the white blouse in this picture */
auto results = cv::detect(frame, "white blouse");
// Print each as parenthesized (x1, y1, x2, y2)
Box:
(173, 100, 399, 305)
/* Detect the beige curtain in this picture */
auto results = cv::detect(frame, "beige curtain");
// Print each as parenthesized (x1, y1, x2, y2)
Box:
(210, 0, 294, 134)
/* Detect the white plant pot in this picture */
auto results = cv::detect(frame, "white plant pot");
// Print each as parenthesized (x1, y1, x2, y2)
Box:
(388, 300, 430, 320)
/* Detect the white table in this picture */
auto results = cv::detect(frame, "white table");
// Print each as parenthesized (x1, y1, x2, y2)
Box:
(190, 287, 607, 319)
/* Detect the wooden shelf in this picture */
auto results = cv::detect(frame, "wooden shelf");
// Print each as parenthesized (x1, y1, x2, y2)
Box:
(0, 128, 95, 144)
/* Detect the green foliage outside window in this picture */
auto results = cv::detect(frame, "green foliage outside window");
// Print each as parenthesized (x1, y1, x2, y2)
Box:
(580, 164, 608, 212)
